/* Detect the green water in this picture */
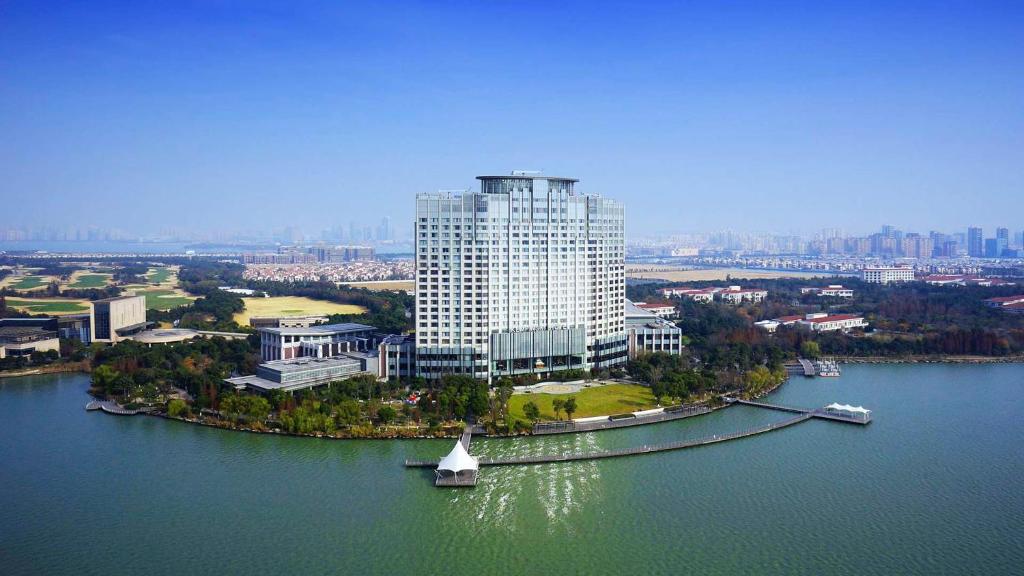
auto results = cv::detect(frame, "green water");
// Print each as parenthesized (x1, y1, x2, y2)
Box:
(2, 365, 1023, 575)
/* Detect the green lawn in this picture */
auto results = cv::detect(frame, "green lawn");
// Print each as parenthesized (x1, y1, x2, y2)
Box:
(147, 268, 172, 284)
(137, 289, 194, 310)
(507, 384, 658, 422)
(70, 274, 111, 288)
(10, 276, 47, 290)
(5, 298, 90, 314)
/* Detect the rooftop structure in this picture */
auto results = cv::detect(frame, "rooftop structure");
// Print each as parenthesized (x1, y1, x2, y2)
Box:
(0, 319, 60, 359)
(258, 322, 377, 362)
(224, 354, 370, 394)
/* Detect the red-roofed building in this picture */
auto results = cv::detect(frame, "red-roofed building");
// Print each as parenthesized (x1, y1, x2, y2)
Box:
(984, 295, 1024, 308)
(633, 302, 677, 318)
(718, 286, 768, 304)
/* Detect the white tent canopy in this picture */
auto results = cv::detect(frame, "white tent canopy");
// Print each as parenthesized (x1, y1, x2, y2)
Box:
(437, 440, 479, 473)
(824, 402, 871, 416)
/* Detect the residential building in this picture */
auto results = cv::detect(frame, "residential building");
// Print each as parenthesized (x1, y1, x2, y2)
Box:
(862, 266, 914, 284)
(90, 295, 147, 343)
(625, 300, 682, 358)
(967, 227, 984, 257)
(258, 322, 377, 362)
(717, 286, 768, 304)
(415, 173, 626, 381)
(660, 287, 715, 303)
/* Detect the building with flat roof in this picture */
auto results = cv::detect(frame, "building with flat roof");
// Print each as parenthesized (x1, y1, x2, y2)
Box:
(90, 295, 147, 343)
(625, 300, 683, 358)
(258, 322, 377, 362)
(0, 319, 60, 359)
(415, 173, 626, 381)
(249, 315, 328, 329)
(632, 302, 677, 318)
(796, 313, 868, 332)
(862, 266, 914, 284)
(800, 285, 854, 298)
(225, 354, 371, 394)
(718, 286, 768, 304)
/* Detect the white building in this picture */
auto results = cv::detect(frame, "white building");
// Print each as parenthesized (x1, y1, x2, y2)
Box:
(796, 313, 868, 332)
(660, 287, 715, 303)
(801, 285, 854, 298)
(632, 302, 676, 318)
(718, 286, 768, 304)
(415, 173, 626, 381)
(625, 300, 682, 358)
(862, 266, 914, 284)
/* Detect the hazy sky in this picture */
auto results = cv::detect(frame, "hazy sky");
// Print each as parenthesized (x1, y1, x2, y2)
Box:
(2, 1, 1022, 237)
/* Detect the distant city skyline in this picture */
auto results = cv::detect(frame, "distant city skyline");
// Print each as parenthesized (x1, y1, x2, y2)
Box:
(3, 2, 1023, 235)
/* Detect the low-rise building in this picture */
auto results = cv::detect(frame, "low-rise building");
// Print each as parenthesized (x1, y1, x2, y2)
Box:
(632, 302, 676, 318)
(224, 355, 372, 394)
(983, 295, 1024, 308)
(660, 287, 716, 303)
(862, 266, 914, 284)
(0, 318, 60, 359)
(378, 334, 416, 380)
(923, 275, 1015, 287)
(258, 322, 377, 362)
(753, 320, 780, 333)
(625, 300, 683, 358)
(718, 286, 768, 304)
(249, 315, 328, 329)
(91, 295, 147, 343)
(800, 285, 854, 298)
(796, 313, 868, 332)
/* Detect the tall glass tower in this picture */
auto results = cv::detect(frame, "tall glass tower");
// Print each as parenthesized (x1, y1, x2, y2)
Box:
(414, 173, 626, 381)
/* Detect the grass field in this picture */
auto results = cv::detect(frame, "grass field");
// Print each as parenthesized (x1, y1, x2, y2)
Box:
(147, 267, 172, 284)
(133, 289, 196, 311)
(7, 275, 50, 290)
(5, 298, 90, 315)
(233, 296, 368, 325)
(625, 265, 834, 282)
(507, 384, 658, 422)
(339, 280, 414, 292)
(69, 273, 112, 289)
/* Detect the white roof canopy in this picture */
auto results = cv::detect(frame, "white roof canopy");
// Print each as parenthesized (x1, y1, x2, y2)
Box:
(437, 441, 479, 473)
(825, 403, 871, 415)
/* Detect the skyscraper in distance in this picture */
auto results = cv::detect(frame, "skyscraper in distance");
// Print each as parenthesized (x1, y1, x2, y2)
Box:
(414, 173, 627, 381)
(967, 227, 984, 257)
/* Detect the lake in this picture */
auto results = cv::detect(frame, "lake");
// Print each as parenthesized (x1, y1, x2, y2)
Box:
(1, 364, 1022, 575)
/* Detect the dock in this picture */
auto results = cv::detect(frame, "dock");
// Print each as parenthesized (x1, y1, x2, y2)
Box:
(727, 398, 871, 424)
(85, 400, 143, 416)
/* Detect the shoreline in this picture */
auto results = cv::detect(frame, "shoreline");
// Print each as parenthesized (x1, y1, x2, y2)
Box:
(837, 355, 1024, 364)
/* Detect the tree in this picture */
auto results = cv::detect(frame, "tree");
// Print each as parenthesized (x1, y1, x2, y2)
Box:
(167, 399, 190, 418)
(552, 398, 565, 420)
(801, 340, 821, 359)
(377, 405, 397, 424)
(563, 397, 577, 420)
(523, 401, 540, 422)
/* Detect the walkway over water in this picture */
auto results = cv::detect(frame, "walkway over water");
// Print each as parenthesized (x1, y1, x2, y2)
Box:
(727, 398, 872, 425)
(408, 397, 872, 477)
(407, 413, 813, 469)
(798, 358, 816, 377)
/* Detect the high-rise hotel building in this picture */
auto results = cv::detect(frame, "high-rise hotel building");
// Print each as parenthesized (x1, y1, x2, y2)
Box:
(415, 173, 626, 381)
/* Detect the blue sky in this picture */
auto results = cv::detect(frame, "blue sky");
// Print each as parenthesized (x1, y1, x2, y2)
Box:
(1, 1, 1022, 237)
